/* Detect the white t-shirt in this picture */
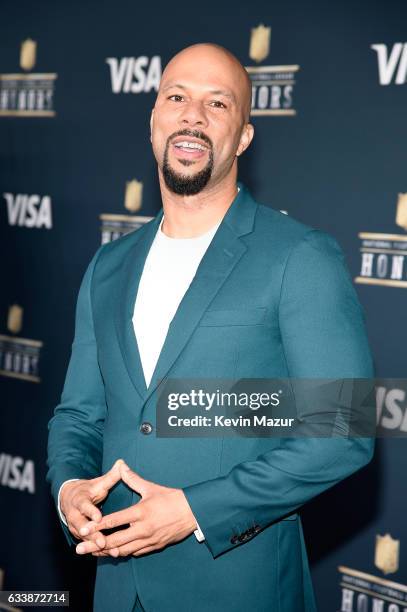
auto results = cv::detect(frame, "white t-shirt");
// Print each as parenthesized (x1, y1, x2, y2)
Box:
(132, 214, 222, 388)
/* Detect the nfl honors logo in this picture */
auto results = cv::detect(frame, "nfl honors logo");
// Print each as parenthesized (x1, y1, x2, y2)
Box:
(338, 533, 405, 611)
(0, 305, 43, 383)
(375, 533, 400, 575)
(0, 39, 57, 117)
(245, 24, 299, 116)
(20, 38, 37, 71)
(100, 179, 153, 243)
(124, 179, 143, 213)
(249, 24, 271, 63)
(355, 193, 407, 288)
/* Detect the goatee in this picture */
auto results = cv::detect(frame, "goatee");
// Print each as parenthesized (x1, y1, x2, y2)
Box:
(162, 130, 214, 196)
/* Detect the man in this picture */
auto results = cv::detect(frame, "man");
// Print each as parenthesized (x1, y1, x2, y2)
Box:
(46, 43, 375, 611)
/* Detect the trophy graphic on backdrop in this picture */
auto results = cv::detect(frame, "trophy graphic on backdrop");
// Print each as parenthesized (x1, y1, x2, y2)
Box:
(100, 178, 153, 243)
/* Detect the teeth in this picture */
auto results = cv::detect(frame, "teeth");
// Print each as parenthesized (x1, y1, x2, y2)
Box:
(174, 141, 206, 150)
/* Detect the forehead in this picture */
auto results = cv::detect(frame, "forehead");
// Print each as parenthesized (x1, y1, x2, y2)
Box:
(159, 53, 243, 100)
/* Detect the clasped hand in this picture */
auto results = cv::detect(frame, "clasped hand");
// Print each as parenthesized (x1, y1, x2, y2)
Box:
(61, 459, 198, 558)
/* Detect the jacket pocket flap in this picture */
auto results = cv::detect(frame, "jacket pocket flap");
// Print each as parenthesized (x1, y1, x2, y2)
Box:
(199, 307, 267, 327)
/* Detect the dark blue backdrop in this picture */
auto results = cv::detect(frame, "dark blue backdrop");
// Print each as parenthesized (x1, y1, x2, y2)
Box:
(1, 1, 406, 610)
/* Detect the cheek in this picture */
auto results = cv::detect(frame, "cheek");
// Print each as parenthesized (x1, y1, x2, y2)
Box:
(151, 121, 169, 148)
(153, 106, 180, 132)
(213, 134, 239, 161)
(151, 113, 178, 150)
(150, 134, 166, 165)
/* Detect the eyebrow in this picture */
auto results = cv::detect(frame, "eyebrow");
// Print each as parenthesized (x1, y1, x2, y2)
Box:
(161, 82, 236, 102)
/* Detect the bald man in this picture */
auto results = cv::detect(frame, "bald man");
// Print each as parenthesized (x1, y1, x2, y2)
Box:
(47, 43, 375, 612)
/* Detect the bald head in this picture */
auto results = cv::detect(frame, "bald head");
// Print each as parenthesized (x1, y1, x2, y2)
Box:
(159, 43, 252, 123)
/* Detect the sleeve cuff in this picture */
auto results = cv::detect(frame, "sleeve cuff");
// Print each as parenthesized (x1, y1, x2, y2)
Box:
(57, 478, 80, 526)
(194, 521, 205, 542)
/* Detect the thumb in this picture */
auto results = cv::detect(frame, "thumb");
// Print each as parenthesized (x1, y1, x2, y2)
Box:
(120, 462, 150, 496)
(97, 458, 125, 491)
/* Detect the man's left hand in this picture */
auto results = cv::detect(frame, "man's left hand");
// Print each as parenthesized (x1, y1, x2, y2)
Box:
(74, 462, 198, 557)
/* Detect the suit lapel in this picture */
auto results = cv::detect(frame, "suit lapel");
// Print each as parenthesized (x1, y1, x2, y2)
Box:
(114, 211, 163, 400)
(114, 182, 258, 405)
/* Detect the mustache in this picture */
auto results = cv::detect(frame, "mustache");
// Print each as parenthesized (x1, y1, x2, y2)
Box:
(168, 129, 213, 149)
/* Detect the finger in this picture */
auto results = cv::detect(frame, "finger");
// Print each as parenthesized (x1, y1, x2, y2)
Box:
(113, 538, 153, 557)
(120, 463, 149, 496)
(133, 545, 157, 557)
(77, 522, 148, 556)
(68, 516, 105, 549)
(83, 531, 107, 549)
(70, 509, 106, 547)
(105, 458, 126, 482)
(80, 528, 106, 550)
(79, 541, 119, 557)
(91, 542, 119, 557)
(71, 498, 103, 535)
(71, 488, 102, 515)
(76, 538, 106, 555)
(100, 524, 147, 550)
(68, 507, 89, 536)
(84, 504, 142, 533)
(77, 498, 103, 524)
(92, 545, 159, 557)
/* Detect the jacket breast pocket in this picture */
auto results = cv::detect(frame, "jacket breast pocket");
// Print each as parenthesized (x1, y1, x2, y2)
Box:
(198, 307, 267, 327)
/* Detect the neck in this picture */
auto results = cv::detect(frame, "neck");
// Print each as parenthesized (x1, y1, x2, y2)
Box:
(157, 168, 239, 239)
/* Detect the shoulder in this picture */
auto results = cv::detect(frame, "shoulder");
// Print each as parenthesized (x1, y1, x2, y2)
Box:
(253, 200, 344, 260)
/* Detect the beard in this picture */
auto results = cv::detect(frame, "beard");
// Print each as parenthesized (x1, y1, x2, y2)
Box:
(162, 129, 214, 196)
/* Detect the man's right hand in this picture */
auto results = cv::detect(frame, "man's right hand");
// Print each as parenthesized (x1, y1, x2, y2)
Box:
(60, 459, 125, 548)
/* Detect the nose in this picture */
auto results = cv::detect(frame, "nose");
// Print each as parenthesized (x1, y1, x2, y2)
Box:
(178, 100, 209, 129)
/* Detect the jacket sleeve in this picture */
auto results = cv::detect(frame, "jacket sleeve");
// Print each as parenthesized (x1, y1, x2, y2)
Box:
(46, 246, 107, 546)
(182, 229, 376, 559)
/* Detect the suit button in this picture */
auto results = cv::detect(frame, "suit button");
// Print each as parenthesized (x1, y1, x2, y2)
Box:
(230, 535, 239, 544)
(140, 422, 153, 435)
(238, 533, 247, 542)
(254, 524, 261, 533)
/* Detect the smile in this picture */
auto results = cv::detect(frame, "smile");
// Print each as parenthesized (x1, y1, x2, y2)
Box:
(172, 141, 208, 160)
(174, 141, 207, 151)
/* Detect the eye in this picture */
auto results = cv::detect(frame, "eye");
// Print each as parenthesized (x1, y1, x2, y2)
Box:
(168, 94, 184, 102)
(210, 100, 227, 108)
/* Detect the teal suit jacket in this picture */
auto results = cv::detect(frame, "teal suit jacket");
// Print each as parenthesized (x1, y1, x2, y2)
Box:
(46, 182, 375, 612)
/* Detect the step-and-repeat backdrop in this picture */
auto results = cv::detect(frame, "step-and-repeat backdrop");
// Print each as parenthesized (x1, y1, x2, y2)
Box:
(1, 1, 406, 610)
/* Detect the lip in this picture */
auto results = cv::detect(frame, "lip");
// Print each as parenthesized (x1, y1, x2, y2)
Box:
(171, 136, 209, 160)
(172, 136, 209, 149)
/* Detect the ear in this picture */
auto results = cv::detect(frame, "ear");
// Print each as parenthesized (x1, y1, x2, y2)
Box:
(236, 123, 254, 157)
(150, 108, 155, 143)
